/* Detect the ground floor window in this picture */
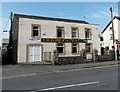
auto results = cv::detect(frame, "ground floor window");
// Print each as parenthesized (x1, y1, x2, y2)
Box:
(85, 43, 92, 52)
(72, 43, 78, 54)
(57, 43, 64, 54)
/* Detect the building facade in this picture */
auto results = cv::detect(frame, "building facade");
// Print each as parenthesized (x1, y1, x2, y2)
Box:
(10, 14, 101, 63)
(102, 16, 120, 60)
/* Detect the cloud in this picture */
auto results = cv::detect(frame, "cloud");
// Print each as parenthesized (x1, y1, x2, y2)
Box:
(88, 10, 110, 19)
(87, 7, 118, 19)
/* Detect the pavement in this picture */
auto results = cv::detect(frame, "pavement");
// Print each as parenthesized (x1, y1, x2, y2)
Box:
(2, 60, 119, 78)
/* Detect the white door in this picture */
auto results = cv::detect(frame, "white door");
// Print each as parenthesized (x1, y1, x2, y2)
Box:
(28, 46, 41, 62)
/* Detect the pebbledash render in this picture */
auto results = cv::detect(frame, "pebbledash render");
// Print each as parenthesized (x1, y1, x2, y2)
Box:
(10, 13, 101, 63)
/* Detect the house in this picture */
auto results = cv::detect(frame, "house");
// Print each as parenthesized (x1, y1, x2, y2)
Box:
(9, 13, 101, 64)
(102, 16, 120, 60)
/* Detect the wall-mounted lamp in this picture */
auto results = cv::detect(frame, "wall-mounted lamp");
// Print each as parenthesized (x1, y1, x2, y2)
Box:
(43, 33, 45, 35)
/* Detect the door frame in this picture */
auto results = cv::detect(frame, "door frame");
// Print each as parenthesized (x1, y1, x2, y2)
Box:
(26, 44, 43, 63)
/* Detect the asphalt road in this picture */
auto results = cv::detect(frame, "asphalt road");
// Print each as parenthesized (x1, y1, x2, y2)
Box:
(2, 65, 119, 91)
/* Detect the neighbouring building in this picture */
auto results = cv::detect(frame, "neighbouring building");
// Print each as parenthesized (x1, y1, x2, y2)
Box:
(9, 13, 101, 64)
(2, 38, 9, 51)
(2, 38, 9, 64)
(102, 16, 120, 60)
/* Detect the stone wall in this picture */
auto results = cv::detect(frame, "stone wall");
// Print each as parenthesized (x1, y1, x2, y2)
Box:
(98, 50, 115, 62)
(55, 56, 84, 65)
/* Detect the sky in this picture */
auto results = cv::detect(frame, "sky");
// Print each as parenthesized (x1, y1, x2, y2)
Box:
(1, 2, 119, 39)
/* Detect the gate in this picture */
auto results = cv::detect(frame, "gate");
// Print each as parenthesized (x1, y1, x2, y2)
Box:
(86, 53, 93, 62)
(43, 52, 54, 62)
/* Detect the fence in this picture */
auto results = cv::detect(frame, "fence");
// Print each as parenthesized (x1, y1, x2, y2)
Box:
(43, 50, 115, 65)
(43, 52, 54, 62)
(43, 51, 58, 65)
(43, 51, 94, 63)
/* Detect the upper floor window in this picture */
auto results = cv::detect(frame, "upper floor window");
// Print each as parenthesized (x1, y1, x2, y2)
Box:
(110, 34, 113, 40)
(57, 27, 64, 38)
(109, 27, 112, 31)
(85, 28, 91, 39)
(72, 27, 78, 38)
(32, 24, 40, 38)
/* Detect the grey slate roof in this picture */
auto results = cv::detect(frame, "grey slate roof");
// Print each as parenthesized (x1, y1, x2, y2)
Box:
(14, 13, 89, 24)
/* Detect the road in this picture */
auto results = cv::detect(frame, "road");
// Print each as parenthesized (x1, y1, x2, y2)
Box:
(2, 64, 119, 91)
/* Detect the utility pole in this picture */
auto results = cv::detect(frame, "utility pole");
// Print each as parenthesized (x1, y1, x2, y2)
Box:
(110, 7, 115, 50)
(9, 12, 13, 47)
(8, 12, 13, 63)
(110, 7, 116, 59)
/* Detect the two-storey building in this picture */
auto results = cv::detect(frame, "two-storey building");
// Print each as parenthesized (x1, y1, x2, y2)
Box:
(102, 16, 120, 60)
(10, 13, 101, 64)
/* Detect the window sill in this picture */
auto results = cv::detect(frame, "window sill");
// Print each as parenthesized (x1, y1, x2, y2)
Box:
(86, 52, 92, 54)
(31, 36, 40, 38)
(72, 38, 79, 39)
(57, 37, 64, 39)
(85, 38, 92, 40)
(72, 53, 79, 55)
(58, 53, 65, 55)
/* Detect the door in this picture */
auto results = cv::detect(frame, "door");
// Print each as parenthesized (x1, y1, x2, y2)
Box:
(28, 46, 41, 62)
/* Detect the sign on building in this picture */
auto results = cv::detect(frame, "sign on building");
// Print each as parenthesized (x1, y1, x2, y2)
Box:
(41, 38, 87, 43)
(29, 38, 41, 44)
(116, 40, 120, 54)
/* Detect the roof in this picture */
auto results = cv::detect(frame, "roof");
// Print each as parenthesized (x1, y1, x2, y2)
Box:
(102, 16, 120, 33)
(14, 13, 89, 24)
(115, 16, 120, 20)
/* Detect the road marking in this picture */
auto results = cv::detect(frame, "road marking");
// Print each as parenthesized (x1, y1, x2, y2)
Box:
(30, 81, 99, 91)
(1, 64, 119, 80)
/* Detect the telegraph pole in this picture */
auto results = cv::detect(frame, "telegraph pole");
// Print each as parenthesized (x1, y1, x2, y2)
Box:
(110, 7, 115, 59)
(110, 7, 115, 50)
(8, 12, 13, 63)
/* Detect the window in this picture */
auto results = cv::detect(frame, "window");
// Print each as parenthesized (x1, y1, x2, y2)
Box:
(72, 43, 78, 54)
(100, 37, 103, 41)
(110, 27, 112, 31)
(57, 43, 64, 54)
(32, 25, 40, 37)
(85, 28, 91, 39)
(110, 34, 113, 40)
(57, 27, 64, 38)
(72, 27, 78, 38)
(85, 43, 92, 52)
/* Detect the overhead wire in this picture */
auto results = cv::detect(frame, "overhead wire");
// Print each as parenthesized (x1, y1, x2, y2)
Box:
(2, 15, 10, 32)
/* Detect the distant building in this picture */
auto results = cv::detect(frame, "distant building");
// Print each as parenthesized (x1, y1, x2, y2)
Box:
(9, 13, 101, 64)
(2, 38, 9, 64)
(2, 38, 9, 51)
(102, 16, 120, 60)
